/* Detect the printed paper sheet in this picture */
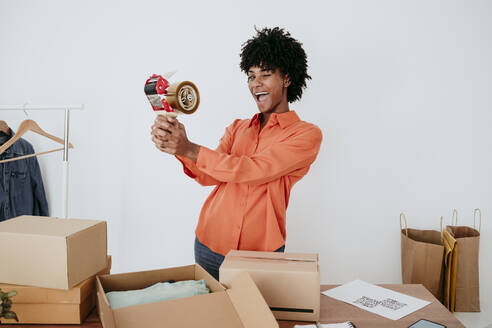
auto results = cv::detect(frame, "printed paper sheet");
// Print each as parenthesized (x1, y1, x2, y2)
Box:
(322, 280, 431, 320)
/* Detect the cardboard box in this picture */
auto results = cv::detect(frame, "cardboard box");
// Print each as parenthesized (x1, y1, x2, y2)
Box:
(96, 264, 279, 328)
(0, 215, 107, 289)
(0, 256, 112, 324)
(220, 250, 320, 321)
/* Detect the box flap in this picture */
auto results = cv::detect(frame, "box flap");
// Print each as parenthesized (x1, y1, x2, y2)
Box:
(112, 292, 244, 328)
(194, 264, 226, 292)
(96, 276, 116, 328)
(223, 250, 318, 273)
(98, 265, 196, 292)
(226, 272, 279, 328)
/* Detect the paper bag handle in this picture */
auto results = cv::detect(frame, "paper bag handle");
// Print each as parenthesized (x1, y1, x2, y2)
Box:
(451, 208, 458, 226)
(400, 213, 408, 237)
(474, 208, 482, 232)
(440, 216, 444, 239)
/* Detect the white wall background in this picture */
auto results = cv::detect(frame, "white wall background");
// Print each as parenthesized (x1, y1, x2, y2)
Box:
(1, 0, 491, 323)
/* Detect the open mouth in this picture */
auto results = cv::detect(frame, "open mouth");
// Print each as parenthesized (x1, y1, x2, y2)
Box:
(255, 91, 269, 102)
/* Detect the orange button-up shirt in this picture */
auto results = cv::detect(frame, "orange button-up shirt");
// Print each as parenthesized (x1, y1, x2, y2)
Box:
(177, 110, 322, 255)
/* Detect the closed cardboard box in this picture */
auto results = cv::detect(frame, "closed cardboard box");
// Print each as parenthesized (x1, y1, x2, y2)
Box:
(96, 264, 279, 328)
(220, 250, 320, 321)
(0, 256, 111, 324)
(0, 216, 107, 290)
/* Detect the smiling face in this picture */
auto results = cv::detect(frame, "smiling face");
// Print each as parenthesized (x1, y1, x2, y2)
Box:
(247, 66, 290, 115)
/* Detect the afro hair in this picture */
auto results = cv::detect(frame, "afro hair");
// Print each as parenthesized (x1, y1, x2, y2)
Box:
(240, 27, 311, 103)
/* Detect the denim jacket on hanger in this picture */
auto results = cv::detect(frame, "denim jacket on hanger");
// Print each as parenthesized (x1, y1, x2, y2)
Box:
(0, 129, 49, 221)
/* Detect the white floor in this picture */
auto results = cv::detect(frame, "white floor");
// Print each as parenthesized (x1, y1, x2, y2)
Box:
(454, 298, 492, 328)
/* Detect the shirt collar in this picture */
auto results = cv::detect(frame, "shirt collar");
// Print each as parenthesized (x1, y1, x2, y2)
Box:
(248, 111, 300, 129)
(248, 113, 261, 127)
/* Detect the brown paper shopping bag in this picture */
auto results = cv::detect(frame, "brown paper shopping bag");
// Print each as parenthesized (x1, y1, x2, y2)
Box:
(442, 228, 457, 312)
(446, 209, 482, 312)
(400, 213, 445, 301)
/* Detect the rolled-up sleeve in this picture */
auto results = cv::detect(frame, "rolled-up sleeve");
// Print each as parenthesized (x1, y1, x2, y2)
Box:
(195, 126, 322, 185)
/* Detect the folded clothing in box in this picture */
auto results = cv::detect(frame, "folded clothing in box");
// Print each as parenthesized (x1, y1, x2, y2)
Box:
(106, 279, 210, 309)
(96, 264, 279, 328)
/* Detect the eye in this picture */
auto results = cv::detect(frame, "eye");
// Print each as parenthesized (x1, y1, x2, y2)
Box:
(247, 75, 255, 82)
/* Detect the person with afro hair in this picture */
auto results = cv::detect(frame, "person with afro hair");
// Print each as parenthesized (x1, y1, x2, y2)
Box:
(151, 27, 322, 280)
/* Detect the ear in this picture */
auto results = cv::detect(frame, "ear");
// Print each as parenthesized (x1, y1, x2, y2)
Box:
(283, 75, 291, 88)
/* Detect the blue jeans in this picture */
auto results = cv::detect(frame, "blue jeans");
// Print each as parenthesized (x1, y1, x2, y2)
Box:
(194, 237, 285, 281)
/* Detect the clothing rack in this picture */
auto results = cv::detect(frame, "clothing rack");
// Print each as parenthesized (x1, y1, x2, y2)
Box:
(0, 104, 84, 218)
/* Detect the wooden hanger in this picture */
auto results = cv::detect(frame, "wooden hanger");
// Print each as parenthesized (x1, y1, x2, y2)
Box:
(0, 119, 74, 163)
(0, 120, 10, 135)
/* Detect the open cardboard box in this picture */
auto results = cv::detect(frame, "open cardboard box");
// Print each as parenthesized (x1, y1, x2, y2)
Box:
(96, 264, 279, 328)
(220, 250, 320, 321)
(0, 215, 107, 290)
(0, 256, 112, 324)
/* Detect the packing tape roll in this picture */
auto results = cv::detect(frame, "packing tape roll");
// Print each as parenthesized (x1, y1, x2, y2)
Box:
(166, 81, 200, 115)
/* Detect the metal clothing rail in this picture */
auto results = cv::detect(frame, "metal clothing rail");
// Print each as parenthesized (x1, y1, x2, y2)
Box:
(0, 104, 84, 218)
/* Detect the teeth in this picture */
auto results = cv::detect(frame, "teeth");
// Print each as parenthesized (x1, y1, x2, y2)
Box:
(255, 92, 269, 96)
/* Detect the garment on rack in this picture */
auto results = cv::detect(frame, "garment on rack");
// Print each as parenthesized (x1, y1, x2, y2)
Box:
(0, 128, 49, 221)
